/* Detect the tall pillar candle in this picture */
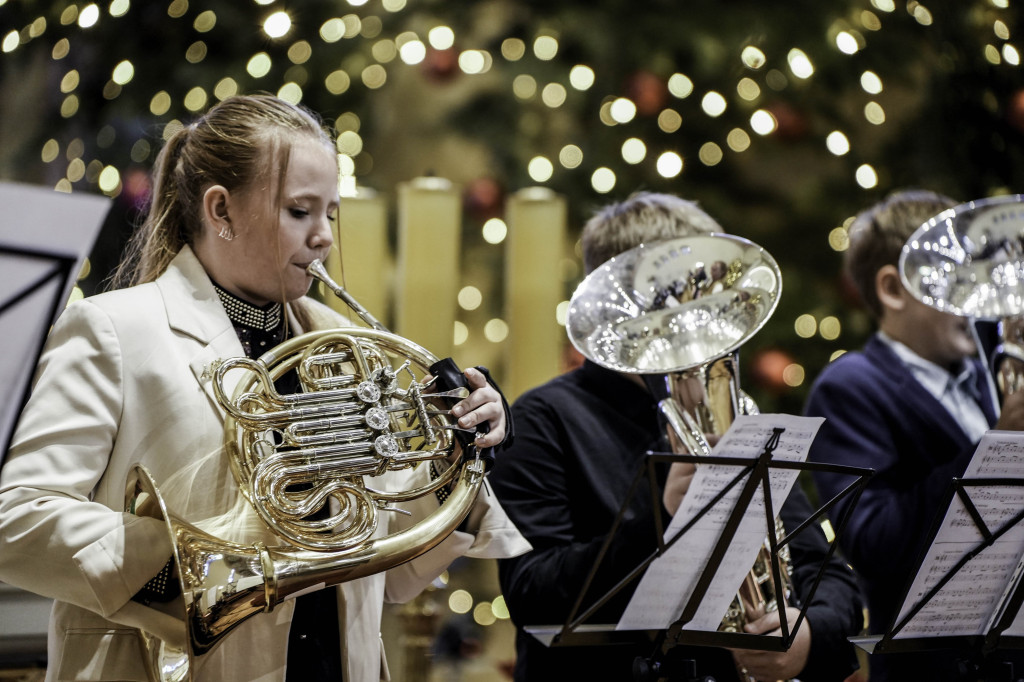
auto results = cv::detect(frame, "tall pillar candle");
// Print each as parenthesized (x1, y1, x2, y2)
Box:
(395, 177, 460, 358)
(323, 188, 390, 326)
(505, 186, 567, 400)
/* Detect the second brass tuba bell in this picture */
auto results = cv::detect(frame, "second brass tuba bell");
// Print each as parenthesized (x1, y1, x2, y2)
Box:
(125, 260, 487, 681)
(899, 194, 1024, 399)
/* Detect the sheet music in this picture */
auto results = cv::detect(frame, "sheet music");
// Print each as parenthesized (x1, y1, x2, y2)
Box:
(998, 572, 1024, 638)
(0, 182, 110, 462)
(617, 413, 823, 631)
(0, 257, 68, 458)
(894, 430, 1024, 639)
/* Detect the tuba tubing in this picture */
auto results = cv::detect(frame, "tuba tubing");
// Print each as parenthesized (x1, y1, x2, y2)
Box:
(127, 259, 486, 681)
(993, 319, 1024, 397)
(655, 355, 791, 634)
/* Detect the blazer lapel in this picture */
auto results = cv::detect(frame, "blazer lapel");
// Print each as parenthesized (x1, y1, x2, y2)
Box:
(971, 357, 1000, 426)
(864, 336, 974, 451)
(187, 330, 250, 419)
(155, 246, 246, 417)
(154, 255, 351, 419)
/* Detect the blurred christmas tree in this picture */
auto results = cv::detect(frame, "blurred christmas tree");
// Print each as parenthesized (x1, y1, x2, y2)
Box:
(1, 0, 1022, 413)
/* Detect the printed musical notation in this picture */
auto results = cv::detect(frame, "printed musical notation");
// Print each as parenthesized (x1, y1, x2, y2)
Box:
(893, 430, 1024, 640)
(617, 414, 824, 631)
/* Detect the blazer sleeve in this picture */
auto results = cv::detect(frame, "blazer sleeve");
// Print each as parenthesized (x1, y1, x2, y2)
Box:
(490, 395, 660, 626)
(781, 484, 865, 682)
(0, 301, 172, 617)
(376, 457, 530, 605)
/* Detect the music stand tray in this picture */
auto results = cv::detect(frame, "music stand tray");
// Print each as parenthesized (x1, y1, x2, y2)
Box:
(525, 417, 873, 675)
(852, 473, 1024, 665)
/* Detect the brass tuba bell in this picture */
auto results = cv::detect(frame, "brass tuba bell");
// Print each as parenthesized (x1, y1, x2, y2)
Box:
(564, 234, 789, 642)
(899, 194, 1024, 399)
(124, 260, 486, 681)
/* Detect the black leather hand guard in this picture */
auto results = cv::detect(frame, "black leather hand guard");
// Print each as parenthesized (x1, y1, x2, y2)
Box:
(429, 357, 502, 471)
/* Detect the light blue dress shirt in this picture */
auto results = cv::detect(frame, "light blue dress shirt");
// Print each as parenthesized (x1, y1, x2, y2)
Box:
(877, 331, 991, 443)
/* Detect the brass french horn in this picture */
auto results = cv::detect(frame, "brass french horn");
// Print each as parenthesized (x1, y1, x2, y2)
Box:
(125, 260, 486, 682)
(898, 194, 1024, 399)
(564, 234, 789, 644)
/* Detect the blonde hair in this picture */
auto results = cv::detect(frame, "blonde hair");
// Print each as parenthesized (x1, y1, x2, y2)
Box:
(581, 191, 722, 273)
(844, 189, 958, 319)
(109, 94, 334, 289)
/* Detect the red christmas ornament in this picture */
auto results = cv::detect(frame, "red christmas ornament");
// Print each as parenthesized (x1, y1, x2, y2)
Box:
(748, 347, 795, 393)
(120, 166, 152, 212)
(1006, 88, 1024, 134)
(462, 177, 504, 222)
(838, 271, 864, 310)
(626, 70, 668, 117)
(422, 47, 459, 83)
(765, 101, 808, 141)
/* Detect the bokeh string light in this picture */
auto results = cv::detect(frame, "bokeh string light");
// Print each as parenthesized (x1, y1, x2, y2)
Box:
(0, 2, 1008, 198)
(0, 0, 1021, 408)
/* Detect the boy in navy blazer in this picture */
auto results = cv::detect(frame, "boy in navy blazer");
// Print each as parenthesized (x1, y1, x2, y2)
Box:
(804, 189, 1024, 682)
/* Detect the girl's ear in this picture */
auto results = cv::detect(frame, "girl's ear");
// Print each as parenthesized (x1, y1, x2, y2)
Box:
(875, 263, 907, 313)
(202, 185, 232, 237)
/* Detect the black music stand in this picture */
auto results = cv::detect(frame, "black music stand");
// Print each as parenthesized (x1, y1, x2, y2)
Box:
(0, 182, 110, 463)
(851, 475, 1024, 682)
(525, 424, 874, 682)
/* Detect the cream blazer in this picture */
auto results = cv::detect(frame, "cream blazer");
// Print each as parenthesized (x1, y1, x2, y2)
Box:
(0, 246, 529, 682)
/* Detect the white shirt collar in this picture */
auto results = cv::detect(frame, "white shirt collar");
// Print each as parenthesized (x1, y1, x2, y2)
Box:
(877, 331, 966, 395)
(877, 331, 989, 441)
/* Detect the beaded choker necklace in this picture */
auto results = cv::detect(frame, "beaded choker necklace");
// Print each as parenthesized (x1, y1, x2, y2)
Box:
(213, 283, 287, 359)
(213, 284, 283, 331)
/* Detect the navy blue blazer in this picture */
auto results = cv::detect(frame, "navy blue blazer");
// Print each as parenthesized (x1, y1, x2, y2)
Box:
(804, 334, 1008, 681)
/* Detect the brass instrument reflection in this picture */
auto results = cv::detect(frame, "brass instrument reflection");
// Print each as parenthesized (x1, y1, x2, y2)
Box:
(565, 235, 790, 671)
